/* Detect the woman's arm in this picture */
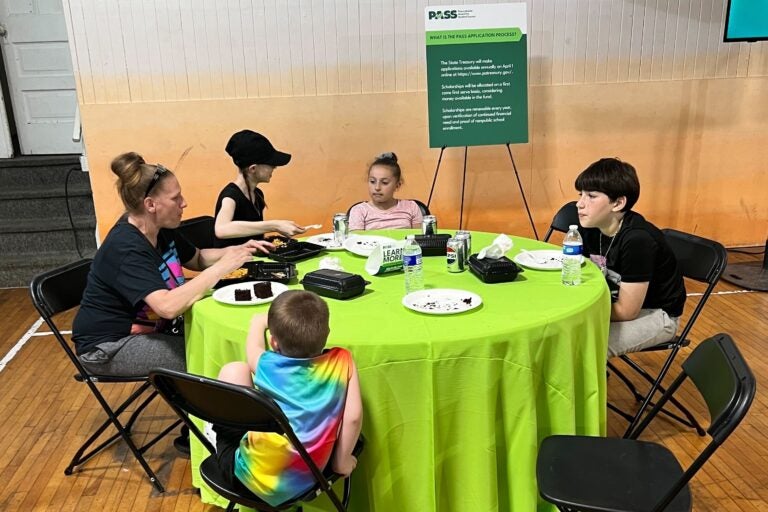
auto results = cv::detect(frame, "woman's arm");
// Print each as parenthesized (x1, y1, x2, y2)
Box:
(331, 361, 363, 476)
(143, 244, 256, 319)
(215, 197, 306, 237)
(183, 239, 272, 271)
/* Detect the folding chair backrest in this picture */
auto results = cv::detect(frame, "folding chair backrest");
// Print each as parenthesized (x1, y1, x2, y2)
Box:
(30, 259, 92, 320)
(177, 215, 216, 249)
(662, 229, 727, 341)
(346, 199, 431, 218)
(543, 201, 578, 242)
(149, 369, 287, 434)
(682, 333, 755, 443)
(638, 333, 755, 512)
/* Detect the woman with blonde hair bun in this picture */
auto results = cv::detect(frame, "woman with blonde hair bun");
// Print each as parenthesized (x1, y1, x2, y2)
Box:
(73, 152, 272, 379)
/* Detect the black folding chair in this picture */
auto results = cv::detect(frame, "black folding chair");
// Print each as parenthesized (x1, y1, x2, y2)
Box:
(177, 215, 216, 249)
(537, 332, 755, 512)
(542, 201, 578, 242)
(346, 199, 431, 218)
(609, 228, 728, 437)
(148, 368, 365, 512)
(29, 259, 180, 492)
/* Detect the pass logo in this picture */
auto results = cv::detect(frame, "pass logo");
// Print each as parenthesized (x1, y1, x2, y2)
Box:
(428, 10, 458, 20)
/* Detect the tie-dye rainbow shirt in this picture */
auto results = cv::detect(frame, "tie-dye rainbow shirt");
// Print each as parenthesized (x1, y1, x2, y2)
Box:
(234, 346, 352, 506)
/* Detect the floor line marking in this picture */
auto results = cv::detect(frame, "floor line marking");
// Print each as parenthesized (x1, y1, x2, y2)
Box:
(687, 290, 757, 297)
(0, 317, 44, 374)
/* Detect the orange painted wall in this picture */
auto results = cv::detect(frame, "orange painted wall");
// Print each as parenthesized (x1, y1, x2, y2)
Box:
(83, 77, 768, 246)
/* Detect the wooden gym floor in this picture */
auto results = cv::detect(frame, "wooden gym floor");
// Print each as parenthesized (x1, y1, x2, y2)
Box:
(0, 249, 765, 511)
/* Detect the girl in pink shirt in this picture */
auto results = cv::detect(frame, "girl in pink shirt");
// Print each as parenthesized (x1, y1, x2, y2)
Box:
(348, 152, 424, 231)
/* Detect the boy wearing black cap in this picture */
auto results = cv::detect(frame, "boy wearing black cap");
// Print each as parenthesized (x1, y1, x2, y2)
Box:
(214, 130, 306, 247)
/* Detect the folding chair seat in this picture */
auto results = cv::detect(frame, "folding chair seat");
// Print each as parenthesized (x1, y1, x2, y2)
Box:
(346, 199, 431, 218)
(608, 229, 728, 437)
(148, 368, 365, 512)
(177, 215, 216, 249)
(537, 332, 755, 512)
(29, 259, 181, 492)
(542, 201, 578, 242)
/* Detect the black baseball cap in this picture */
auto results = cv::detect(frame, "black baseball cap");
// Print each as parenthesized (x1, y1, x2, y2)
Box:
(225, 130, 291, 168)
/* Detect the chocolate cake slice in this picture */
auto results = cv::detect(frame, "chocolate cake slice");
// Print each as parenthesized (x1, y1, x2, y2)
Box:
(234, 288, 252, 301)
(253, 282, 273, 299)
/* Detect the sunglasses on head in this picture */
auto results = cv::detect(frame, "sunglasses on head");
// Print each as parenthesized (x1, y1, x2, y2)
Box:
(144, 164, 170, 198)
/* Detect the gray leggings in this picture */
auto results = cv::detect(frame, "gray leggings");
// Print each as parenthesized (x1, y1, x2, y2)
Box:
(78, 333, 186, 378)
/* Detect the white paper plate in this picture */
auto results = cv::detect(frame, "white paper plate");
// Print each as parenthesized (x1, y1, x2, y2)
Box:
(402, 288, 482, 315)
(212, 281, 288, 306)
(513, 250, 584, 270)
(305, 233, 344, 251)
(343, 235, 399, 257)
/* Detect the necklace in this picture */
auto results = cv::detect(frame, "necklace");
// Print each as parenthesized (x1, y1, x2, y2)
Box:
(597, 218, 624, 272)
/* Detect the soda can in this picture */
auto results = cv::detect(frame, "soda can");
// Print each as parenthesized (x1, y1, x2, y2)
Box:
(455, 231, 471, 263)
(332, 213, 348, 244)
(422, 215, 438, 235)
(446, 238, 465, 272)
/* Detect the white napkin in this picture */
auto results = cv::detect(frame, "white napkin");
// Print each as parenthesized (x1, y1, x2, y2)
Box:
(319, 256, 345, 271)
(477, 234, 514, 259)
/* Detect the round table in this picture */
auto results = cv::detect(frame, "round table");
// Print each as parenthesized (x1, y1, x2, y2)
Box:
(185, 229, 610, 512)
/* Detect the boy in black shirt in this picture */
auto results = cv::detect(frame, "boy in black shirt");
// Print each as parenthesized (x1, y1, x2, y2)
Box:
(575, 158, 686, 357)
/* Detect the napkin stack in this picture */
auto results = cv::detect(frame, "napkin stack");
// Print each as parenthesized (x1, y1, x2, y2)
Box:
(477, 234, 514, 259)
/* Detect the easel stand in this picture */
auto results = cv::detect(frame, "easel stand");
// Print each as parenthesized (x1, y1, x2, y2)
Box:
(721, 239, 768, 291)
(426, 144, 538, 239)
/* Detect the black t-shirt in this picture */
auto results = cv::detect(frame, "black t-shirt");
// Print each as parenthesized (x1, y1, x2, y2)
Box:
(214, 182, 265, 248)
(579, 211, 686, 317)
(72, 220, 196, 355)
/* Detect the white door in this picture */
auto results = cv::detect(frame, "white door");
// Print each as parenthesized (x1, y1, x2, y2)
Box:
(0, 0, 81, 155)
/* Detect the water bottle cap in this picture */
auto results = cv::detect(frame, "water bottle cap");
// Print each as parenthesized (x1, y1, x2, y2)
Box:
(407, 234, 415, 240)
(569, 224, 578, 230)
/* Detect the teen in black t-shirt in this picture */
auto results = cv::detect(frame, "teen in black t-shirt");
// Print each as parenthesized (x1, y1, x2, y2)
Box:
(73, 152, 272, 377)
(574, 158, 686, 357)
(214, 130, 308, 248)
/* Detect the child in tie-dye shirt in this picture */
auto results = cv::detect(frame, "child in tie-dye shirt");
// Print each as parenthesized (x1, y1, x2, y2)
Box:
(215, 290, 363, 506)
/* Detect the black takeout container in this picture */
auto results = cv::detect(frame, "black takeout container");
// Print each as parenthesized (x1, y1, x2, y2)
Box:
(300, 269, 370, 300)
(266, 236, 324, 262)
(412, 233, 451, 256)
(215, 261, 297, 288)
(468, 254, 523, 283)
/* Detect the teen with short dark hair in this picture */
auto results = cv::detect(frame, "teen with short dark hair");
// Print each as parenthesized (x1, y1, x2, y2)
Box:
(575, 157, 686, 357)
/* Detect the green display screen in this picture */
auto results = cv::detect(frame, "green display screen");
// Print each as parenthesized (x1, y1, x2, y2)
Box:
(724, 0, 768, 42)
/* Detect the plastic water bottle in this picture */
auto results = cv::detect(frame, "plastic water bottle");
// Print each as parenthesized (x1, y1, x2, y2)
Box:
(562, 225, 583, 286)
(403, 235, 424, 294)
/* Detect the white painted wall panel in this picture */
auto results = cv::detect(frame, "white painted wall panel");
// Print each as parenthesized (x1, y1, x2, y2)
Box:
(62, 0, 768, 104)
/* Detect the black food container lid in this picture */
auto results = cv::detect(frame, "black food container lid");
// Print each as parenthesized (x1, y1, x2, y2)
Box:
(301, 269, 370, 300)
(413, 233, 451, 256)
(468, 254, 523, 283)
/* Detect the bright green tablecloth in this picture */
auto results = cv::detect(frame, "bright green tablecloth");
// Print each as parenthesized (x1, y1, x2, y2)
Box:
(186, 230, 610, 512)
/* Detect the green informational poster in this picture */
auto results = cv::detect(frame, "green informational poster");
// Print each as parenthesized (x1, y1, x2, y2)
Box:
(425, 4, 528, 148)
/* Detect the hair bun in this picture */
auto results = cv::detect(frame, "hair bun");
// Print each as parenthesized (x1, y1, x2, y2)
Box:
(376, 151, 397, 163)
(111, 151, 146, 187)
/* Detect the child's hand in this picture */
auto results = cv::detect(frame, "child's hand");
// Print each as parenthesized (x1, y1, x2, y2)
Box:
(332, 454, 357, 477)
